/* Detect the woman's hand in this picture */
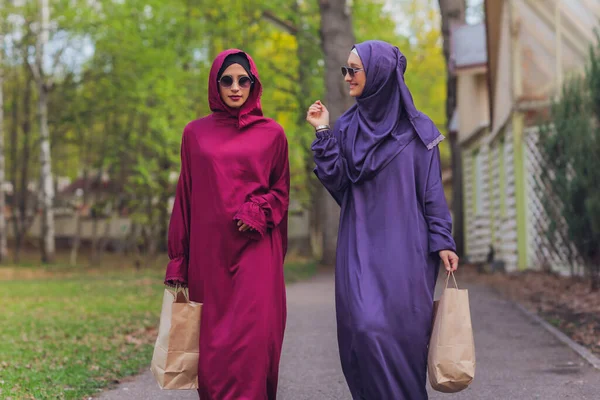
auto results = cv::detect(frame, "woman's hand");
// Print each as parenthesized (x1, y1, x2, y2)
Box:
(439, 250, 459, 273)
(306, 100, 330, 128)
(236, 220, 255, 232)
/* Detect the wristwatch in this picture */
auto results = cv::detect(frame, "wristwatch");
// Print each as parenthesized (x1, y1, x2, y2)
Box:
(315, 124, 330, 132)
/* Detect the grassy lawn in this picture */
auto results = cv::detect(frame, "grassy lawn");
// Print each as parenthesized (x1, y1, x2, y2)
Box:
(0, 253, 316, 399)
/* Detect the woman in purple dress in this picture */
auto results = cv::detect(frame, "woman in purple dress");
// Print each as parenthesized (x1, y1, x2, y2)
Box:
(306, 40, 459, 399)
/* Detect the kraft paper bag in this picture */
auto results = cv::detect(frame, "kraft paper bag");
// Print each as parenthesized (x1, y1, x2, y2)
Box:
(428, 272, 475, 393)
(150, 287, 202, 390)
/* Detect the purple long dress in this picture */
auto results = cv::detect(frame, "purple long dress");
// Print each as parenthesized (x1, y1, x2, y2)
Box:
(312, 41, 456, 399)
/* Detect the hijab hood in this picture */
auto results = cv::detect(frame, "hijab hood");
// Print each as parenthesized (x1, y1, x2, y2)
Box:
(209, 49, 266, 129)
(338, 40, 444, 183)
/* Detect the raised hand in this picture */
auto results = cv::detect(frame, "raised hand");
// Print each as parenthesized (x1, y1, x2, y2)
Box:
(306, 100, 330, 129)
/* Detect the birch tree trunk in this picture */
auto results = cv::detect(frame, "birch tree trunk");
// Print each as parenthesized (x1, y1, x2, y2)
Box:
(34, 0, 55, 263)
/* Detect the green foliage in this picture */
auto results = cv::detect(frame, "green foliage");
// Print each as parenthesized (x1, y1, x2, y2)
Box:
(2, 0, 450, 245)
(538, 32, 600, 289)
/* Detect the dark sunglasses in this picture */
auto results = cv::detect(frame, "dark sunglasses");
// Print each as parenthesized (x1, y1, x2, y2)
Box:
(218, 75, 253, 89)
(341, 66, 364, 78)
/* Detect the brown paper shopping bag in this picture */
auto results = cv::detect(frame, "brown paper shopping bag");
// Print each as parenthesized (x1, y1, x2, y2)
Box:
(150, 287, 202, 389)
(428, 272, 475, 393)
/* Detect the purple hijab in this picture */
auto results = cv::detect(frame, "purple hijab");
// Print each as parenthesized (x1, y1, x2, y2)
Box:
(338, 40, 445, 183)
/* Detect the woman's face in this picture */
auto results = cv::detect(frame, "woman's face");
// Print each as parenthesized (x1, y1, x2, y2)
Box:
(344, 51, 366, 97)
(218, 63, 252, 109)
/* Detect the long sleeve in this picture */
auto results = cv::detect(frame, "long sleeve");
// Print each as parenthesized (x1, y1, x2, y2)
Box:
(311, 128, 350, 206)
(234, 132, 290, 240)
(424, 147, 456, 254)
(164, 127, 192, 284)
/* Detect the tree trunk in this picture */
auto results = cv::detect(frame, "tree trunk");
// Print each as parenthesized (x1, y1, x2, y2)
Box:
(70, 168, 89, 266)
(69, 208, 81, 266)
(261, 4, 323, 259)
(438, 0, 466, 256)
(90, 207, 99, 265)
(88, 114, 109, 265)
(158, 190, 170, 253)
(317, 0, 356, 266)
(294, 0, 324, 259)
(126, 222, 142, 270)
(36, 0, 55, 263)
(38, 87, 55, 262)
(0, 22, 7, 263)
(9, 73, 19, 261)
(146, 196, 159, 257)
(96, 209, 114, 265)
(13, 67, 34, 263)
(89, 168, 104, 266)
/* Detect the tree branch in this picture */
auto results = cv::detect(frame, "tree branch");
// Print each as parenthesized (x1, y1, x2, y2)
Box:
(275, 105, 299, 113)
(27, 59, 43, 84)
(261, 9, 320, 45)
(261, 10, 298, 35)
(264, 60, 296, 82)
(275, 85, 298, 97)
(47, 45, 69, 89)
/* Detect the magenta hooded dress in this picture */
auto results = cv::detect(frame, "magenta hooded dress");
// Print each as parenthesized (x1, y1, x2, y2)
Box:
(165, 49, 289, 400)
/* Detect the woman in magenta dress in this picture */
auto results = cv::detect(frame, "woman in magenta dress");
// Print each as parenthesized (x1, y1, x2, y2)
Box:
(307, 41, 459, 399)
(164, 49, 290, 400)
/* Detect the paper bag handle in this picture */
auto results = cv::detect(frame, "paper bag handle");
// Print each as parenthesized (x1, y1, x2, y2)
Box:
(444, 271, 459, 289)
(168, 286, 190, 303)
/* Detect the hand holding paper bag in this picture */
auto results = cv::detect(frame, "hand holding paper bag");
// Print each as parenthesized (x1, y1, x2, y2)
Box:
(428, 272, 476, 393)
(150, 287, 202, 390)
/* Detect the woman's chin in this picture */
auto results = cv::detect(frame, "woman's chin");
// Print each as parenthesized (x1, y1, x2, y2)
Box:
(225, 102, 243, 109)
(222, 96, 247, 109)
(348, 88, 361, 97)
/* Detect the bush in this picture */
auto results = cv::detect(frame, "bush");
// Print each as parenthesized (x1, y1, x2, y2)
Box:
(539, 32, 600, 290)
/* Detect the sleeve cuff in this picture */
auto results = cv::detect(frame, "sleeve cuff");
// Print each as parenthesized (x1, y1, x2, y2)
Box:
(164, 255, 188, 284)
(234, 201, 267, 239)
(429, 238, 457, 255)
(315, 128, 333, 139)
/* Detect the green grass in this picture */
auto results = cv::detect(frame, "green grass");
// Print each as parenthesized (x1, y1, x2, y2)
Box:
(0, 254, 316, 399)
(0, 268, 164, 399)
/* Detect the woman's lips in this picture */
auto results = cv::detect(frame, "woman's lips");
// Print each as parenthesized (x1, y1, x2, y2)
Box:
(229, 95, 242, 101)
